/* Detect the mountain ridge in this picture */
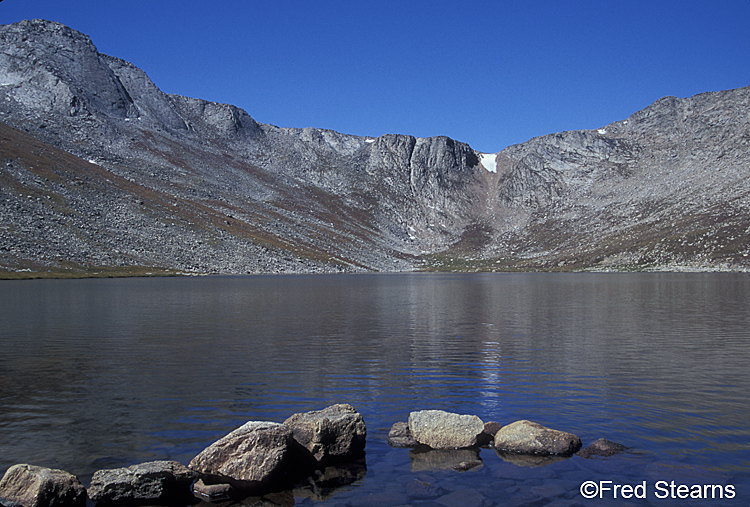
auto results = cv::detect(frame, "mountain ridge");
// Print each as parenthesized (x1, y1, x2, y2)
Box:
(1, 19, 749, 277)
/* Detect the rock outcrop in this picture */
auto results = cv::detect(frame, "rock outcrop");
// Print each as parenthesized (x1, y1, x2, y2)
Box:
(407, 410, 485, 449)
(87, 461, 197, 505)
(0, 464, 85, 507)
(493, 420, 582, 456)
(2, 18, 750, 277)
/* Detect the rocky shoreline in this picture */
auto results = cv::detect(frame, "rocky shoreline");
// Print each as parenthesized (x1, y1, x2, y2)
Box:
(0, 405, 626, 507)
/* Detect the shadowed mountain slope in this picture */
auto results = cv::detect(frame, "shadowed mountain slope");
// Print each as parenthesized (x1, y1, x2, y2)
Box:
(1, 19, 749, 277)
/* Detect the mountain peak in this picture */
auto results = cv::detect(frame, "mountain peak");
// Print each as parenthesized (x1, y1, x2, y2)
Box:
(1, 19, 749, 276)
(0, 18, 133, 119)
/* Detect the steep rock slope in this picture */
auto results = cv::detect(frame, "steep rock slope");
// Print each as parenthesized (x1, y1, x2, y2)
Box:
(1, 19, 749, 277)
(478, 89, 750, 271)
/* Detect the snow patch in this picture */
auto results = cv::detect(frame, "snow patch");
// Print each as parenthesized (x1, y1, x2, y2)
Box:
(365, 138, 375, 143)
(597, 128, 607, 135)
(480, 153, 497, 173)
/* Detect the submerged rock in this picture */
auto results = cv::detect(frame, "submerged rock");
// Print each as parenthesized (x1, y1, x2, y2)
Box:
(407, 410, 484, 449)
(435, 487, 493, 507)
(493, 420, 582, 456)
(0, 464, 85, 507)
(283, 404, 366, 465)
(188, 421, 295, 488)
(452, 460, 483, 471)
(387, 422, 417, 448)
(87, 460, 197, 505)
(576, 438, 627, 458)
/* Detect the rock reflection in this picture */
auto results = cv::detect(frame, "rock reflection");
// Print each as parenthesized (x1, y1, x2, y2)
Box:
(494, 449, 569, 468)
(190, 461, 366, 506)
(409, 446, 483, 472)
(193, 489, 294, 507)
(292, 459, 367, 502)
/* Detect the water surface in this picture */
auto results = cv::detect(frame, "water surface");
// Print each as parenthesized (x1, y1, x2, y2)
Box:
(1, 273, 748, 505)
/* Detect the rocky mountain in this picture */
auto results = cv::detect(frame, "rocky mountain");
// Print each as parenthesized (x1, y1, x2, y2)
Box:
(1, 19, 749, 277)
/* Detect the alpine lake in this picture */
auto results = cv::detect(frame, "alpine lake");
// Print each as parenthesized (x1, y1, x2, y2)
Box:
(1, 272, 749, 506)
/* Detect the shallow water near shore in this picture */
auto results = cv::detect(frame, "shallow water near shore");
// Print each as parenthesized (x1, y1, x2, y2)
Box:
(1, 272, 749, 506)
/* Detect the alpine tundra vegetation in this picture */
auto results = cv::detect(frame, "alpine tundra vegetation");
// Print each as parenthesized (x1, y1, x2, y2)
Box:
(1, 19, 749, 278)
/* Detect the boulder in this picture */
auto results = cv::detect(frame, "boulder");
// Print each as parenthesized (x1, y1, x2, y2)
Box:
(188, 421, 294, 487)
(493, 420, 582, 456)
(476, 421, 502, 447)
(283, 404, 366, 465)
(386, 422, 417, 448)
(0, 464, 85, 507)
(87, 460, 197, 505)
(407, 410, 484, 449)
(576, 438, 627, 458)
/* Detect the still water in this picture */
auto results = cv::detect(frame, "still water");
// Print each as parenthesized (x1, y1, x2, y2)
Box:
(1, 273, 749, 506)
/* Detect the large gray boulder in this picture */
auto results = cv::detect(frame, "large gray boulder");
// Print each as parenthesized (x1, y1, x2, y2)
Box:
(87, 460, 197, 505)
(0, 464, 85, 507)
(407, 410, 485, 449)
(188, 421, 294, 487)
(283, 404, 366, 465)
(493, 420, 582, 456)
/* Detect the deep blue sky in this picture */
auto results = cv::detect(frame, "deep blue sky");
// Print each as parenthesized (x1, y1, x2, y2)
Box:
(2, 1, 749, 153)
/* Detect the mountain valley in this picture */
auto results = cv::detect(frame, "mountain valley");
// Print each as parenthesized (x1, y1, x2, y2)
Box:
(2, 19, 749, 277)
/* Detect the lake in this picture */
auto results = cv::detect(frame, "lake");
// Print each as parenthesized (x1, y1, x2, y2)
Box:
(1, 272, 749, 506)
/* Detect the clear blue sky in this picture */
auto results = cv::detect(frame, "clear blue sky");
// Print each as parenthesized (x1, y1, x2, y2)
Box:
(2, 1, 749, 153)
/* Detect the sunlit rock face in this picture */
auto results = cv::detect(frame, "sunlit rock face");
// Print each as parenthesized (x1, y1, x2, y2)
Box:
(2, 19, 750, 276)
(408, 410, 485, 449)
(493, 420, 582, 456)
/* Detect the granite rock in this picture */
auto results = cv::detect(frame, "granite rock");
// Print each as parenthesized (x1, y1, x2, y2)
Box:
(87, 460, 197, 505)
(387, 421, 417, 448)
(188, 422, 294, 487)
(282, 404, 366, 465)
(407, 410, 484, 449)
(0, 464, 85, 507)
(576, 438, 627, 458)
(493, 420, 582, 456)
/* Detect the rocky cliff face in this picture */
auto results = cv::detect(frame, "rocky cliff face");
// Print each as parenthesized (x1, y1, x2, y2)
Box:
(1, 19, 749, 277)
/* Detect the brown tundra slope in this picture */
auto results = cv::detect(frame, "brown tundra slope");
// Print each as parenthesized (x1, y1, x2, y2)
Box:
(1, 19, 749, 277)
